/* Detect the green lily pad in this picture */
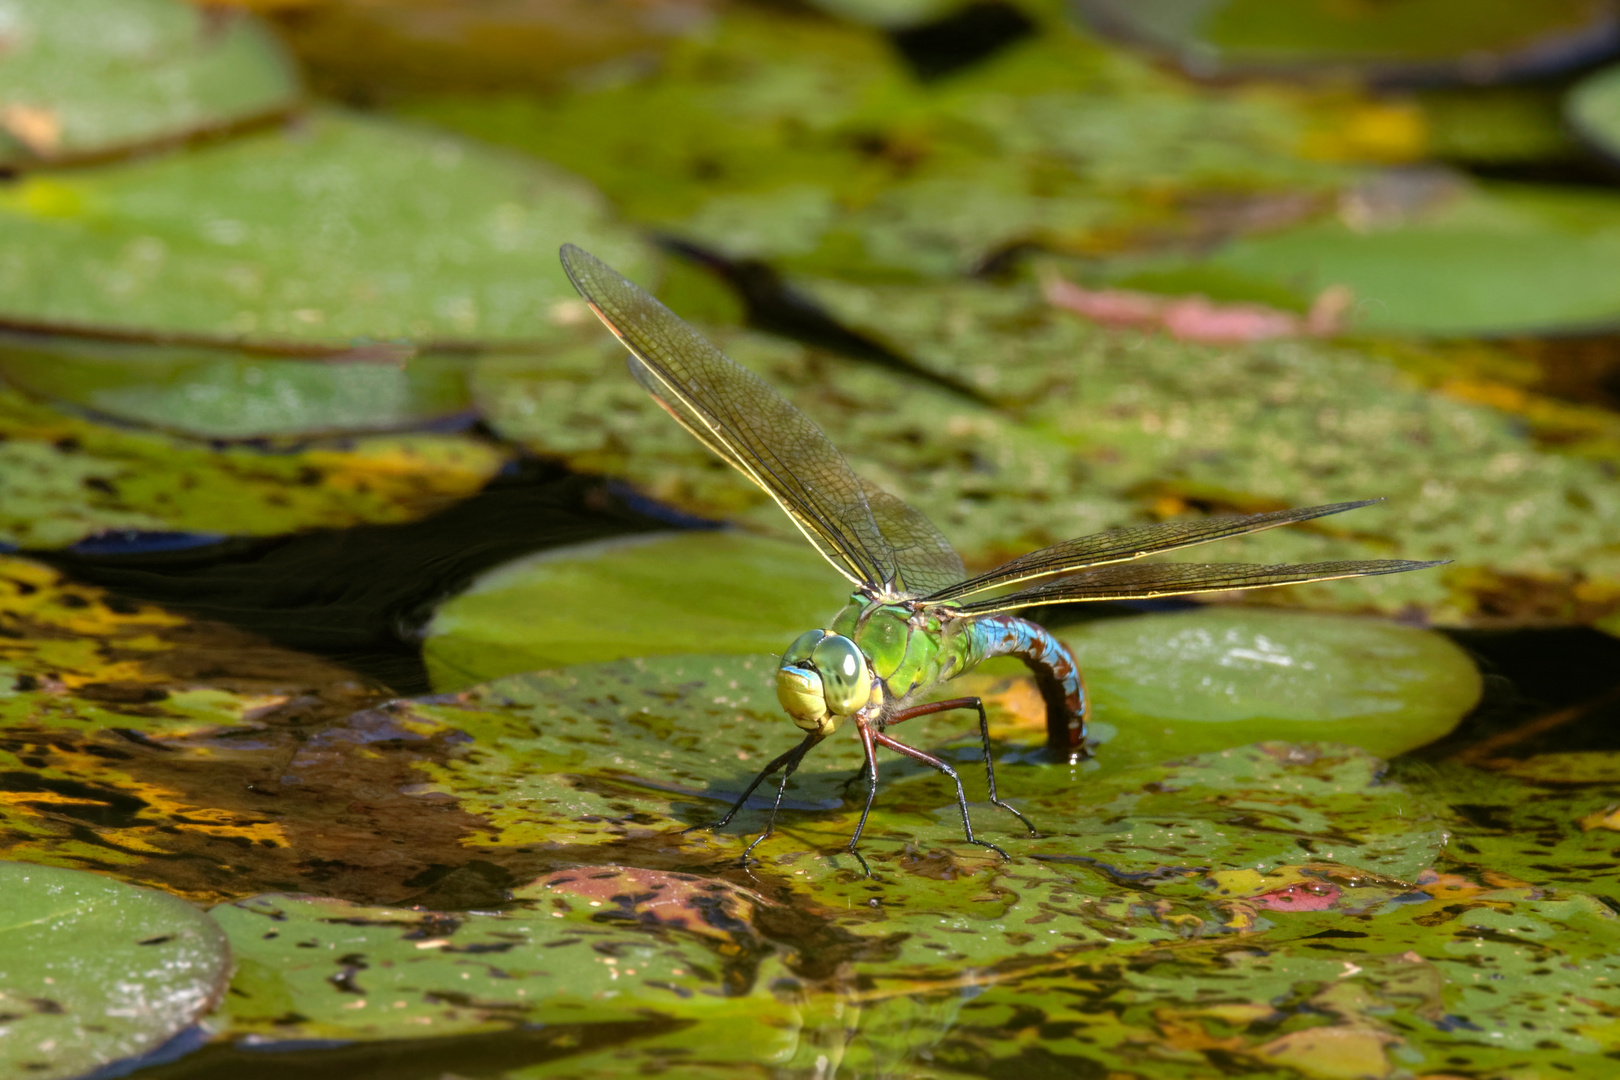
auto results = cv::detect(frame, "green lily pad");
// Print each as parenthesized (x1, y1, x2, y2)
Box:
(0, 861, 231, 1080)
(1078, 0, 1618, 81)
(403, 5, 1346, 279)
(423, 531, 849, 691)
(1567, 60, 1620, 165)
(211, 889, 801, 1046)
(0, 109, 653, 349)
(478, 281, 1620, 628)
(1115, 179, 1620, 337)
(0, 333, 473, 438)
(0, 0, 299, 167)
(1044, 608, 1479, 765)
(0, 386, 506, 548)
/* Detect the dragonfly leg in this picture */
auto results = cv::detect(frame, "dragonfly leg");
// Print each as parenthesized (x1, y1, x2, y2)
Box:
(842, 719, 881, 878)
(871, 730, 1011, 862)
(687, 731, 821, 834)
(738, 731, 822, 867)
(886, 697, 1037, 837)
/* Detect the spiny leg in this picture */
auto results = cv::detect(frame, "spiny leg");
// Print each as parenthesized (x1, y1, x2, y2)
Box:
(686, 731, 821, 834)
(886, 696, 1037, 837)
(841, 719, 882, 877)
(872, 730, 1011, 861)
(739, 730, 822, 867)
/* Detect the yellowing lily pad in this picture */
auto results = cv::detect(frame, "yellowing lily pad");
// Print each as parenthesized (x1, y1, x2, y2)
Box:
(0, 861, 230, 1080)
(423, 531, 849, 691)
(0, 109, 654, 349)
(0, 0, 299, 166)
(0, 386, 506, 549)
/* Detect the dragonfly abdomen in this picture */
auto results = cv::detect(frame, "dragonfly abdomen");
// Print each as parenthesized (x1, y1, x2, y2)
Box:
(952, 614, 1086, 760)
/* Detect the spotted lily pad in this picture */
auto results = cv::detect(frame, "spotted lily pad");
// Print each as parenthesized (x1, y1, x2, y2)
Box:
(422, 531, 849, 691)
(0, 386, 506, 549)
(1567, 59, 1620, 165)
(1078, 0, 1620, 82)
(478, 282, 1620, 628)
(0, 861, 231, 1080)
(211, 889, 801, 1047)
(0, 333, 473, 438)
(0, 109, 653, 349)
(0, 0, 300, 166)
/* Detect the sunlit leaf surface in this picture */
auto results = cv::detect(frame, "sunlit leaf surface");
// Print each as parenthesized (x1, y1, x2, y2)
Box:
(423, 532, 848, 691)
(0, 0, 299, 166)
(0, 861, 230, 1080)
(0, 387, 506, 548)
(0, 110, 654, 349)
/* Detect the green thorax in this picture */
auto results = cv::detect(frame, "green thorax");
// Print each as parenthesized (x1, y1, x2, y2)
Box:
(827, 592, 970, 705)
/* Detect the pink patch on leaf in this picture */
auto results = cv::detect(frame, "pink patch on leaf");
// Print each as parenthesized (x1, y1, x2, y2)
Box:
(1252, 882, 1341, 911)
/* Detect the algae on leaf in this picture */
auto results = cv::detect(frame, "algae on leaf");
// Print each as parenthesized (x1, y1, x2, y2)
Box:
(0, 0, 300, 166)
(0, 861, 231, 1080)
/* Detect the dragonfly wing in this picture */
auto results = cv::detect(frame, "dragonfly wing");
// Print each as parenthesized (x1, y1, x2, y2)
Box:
(562, 244, 896, 588)
(951, 559, 1444, 614)
(860, 479, 966, 596)
(927, 501, 1382, 601)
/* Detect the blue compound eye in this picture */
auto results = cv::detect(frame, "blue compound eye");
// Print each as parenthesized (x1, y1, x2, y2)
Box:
(810, 634, 869, 716)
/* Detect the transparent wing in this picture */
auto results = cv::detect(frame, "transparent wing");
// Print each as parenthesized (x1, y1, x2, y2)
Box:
(561, 244, 896, 588)
(928, 501, 1380, 601)
(950, 559, 1444, 615)
(861, 480, 966, 597)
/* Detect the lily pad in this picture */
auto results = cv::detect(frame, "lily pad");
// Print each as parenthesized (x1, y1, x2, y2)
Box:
(478, 282, 1620, 628)
(0, 385, 506, 549)
(212, 889, 801, 1047)
(0, 0, 299, 166)
(1115, 179, 1620, 337)
(403, 5, 1346, 280)
(1032, 608, 1479, 765)
(422, 531, 849, 691)
(1078, 0, 1620, 82)
(0, 861, 231, 1080)
(0, 109, 653, 349)
(0, 333, 472, 439)
(1567, 59, 1620, 165)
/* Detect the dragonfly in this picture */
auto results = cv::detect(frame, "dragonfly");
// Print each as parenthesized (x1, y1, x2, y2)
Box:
(558, 243, 1440, 875)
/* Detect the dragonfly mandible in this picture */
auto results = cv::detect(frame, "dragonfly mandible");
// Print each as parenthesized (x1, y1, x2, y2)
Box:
(558, 244, 1440, 875)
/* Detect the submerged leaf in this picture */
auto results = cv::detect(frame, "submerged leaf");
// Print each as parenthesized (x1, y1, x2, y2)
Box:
(0, 861, 230, 1080)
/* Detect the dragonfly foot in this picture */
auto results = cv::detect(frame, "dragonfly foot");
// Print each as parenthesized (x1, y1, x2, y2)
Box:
(992, 798, 1039, 837)
(971, 839, 1012, 861)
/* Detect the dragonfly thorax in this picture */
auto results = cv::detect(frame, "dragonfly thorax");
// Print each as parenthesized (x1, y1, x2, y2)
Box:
(775, 629, 880, 735)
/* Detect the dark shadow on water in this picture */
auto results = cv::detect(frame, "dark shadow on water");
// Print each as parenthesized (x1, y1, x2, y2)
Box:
(33, 459, 702, 695)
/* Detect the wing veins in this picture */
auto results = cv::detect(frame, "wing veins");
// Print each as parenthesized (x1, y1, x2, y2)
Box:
(928, 501, 1382, 601)
(950, 559, 1445, 614)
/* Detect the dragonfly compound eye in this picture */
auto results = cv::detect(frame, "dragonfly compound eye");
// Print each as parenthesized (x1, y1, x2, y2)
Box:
(811, 634, 870, 717)
(781, 629, 827, 666)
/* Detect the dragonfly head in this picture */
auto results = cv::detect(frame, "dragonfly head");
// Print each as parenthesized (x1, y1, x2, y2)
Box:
(776, 629, 875, 735)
